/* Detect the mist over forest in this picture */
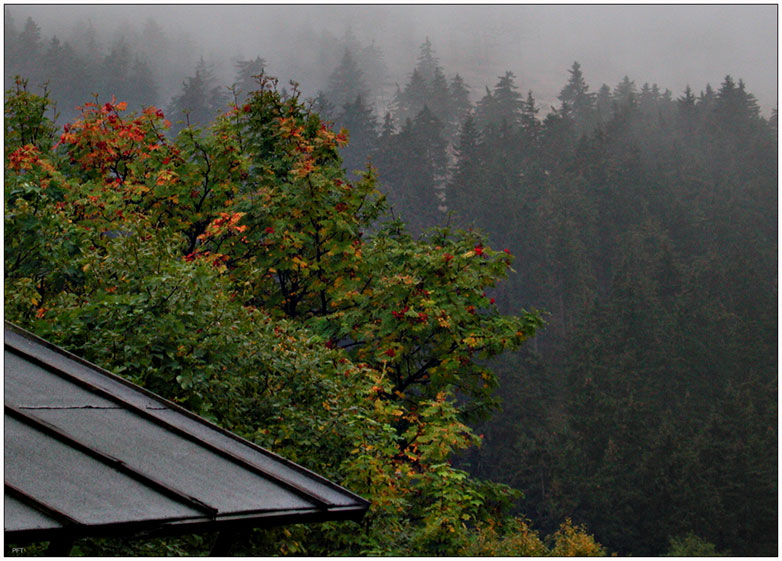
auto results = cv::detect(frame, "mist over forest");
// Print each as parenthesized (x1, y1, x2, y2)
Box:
(4, 4, 778, 117)
(4, 4, 778, 557)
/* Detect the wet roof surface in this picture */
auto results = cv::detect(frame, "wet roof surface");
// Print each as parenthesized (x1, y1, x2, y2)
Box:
(4, 322, 369, 543)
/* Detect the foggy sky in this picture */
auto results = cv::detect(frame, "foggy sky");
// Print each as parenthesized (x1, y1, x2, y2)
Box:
(8, 4, 778, 114)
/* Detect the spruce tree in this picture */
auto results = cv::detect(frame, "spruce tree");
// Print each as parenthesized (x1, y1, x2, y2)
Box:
(596, 83, 612, 123)
(233, 56, 267, 101)
(168, 57, 228, 135)
(13, 17, 44, 85)
(40, 36, 90, 122)
(99, 36, 132, 102)
(612, 75, 638, 111)
(337, 95, 378, 178)
(414, 37, 439, 83)
(447, 115, 482, 222)
(325, 49, 369, 110)
(521, 90, 542, 141)
(312, 90, 336, 122)
(475, 71, 523, 130)
(376, 106, 447, 233)
(393, 38, 454, 127)
(672, 85, 698, 144)
(558, 62, 597, 135)
(128, 56, 159, 109)
(393, 67, 429, 125)
(448, 74, 472, 131)
(4, 9, 19, 89)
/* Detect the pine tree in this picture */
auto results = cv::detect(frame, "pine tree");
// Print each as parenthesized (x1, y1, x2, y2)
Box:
(658, 87, 675, 125)
(558, 62, 597, 135)
(168, 57, 228, 135)
(137, 18, 168, 90)
(410, 105, 448, 199)
(99, 36, 132, 102)
(376, 106, 447, 232)
(40, 36, 89, 121)
(140, 18, 168, 56)
(677, 85, 697, 134)
(325, 49, 369, 110)
(373, 112, 404, 210)
(66, 19, 100, 97)
(19, 16, 43, 61)
(475, 71, 523, 130)
(447, 115, 482, 222)
(4, 7, 18, 46)
(448, 74, 472, 130)
(71, 18, 101, 57)
(392, 38, 454, 127)
(233, 56, 267, 101)
(538, 104, 577, 180)
(698, 83, 715, 108)
(128, 56, 159, 109)
(638, 82, 657, 117)
(379, 111, 396, 140)
(4, 9, 20, 89)
(355, 39, 387, 108)
(336, 95, 378, 178)
(715, 75, 761, 128)
(393, 67, 429, 125)
(429, 65, 451, 124)
(312, 90, 336, 122)
(521, 90, 541, 141)
(414, 37, 439, 83)
(13, 17, 44, 85)
(612, 75, 638, 111)
(596, 83, 612, 123)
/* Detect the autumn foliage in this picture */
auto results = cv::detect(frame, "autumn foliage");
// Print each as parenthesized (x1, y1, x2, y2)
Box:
(4, 76, 603, 555)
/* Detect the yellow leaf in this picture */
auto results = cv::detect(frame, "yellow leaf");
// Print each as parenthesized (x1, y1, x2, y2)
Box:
(291, 256, 308, 269)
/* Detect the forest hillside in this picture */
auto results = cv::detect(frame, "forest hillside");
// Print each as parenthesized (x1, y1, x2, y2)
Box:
(4, 12, 777, 557)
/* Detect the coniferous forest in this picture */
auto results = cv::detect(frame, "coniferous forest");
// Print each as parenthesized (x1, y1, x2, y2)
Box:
(4, 8, 777, 557)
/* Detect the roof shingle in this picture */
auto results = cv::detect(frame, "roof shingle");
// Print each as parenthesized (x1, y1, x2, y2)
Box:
(4, 322, 369, 546)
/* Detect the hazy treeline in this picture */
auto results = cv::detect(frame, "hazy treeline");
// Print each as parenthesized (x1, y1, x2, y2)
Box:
(3, 11, 390, 128)
(5, 11, 777, 557)
(443, 62, 777, 557)
(328, 37, 777, 557)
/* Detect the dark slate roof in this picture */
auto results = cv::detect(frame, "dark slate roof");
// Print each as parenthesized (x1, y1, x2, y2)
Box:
(4, 322, 369, 544)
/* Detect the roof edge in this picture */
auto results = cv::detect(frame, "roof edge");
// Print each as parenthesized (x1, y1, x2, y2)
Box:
(5, 322, 371, 510)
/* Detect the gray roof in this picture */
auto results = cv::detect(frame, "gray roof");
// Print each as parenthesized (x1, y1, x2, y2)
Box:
(4, 322, 369, 544)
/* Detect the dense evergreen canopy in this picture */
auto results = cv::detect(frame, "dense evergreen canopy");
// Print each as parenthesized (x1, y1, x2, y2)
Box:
(4, 16, 777, 556)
